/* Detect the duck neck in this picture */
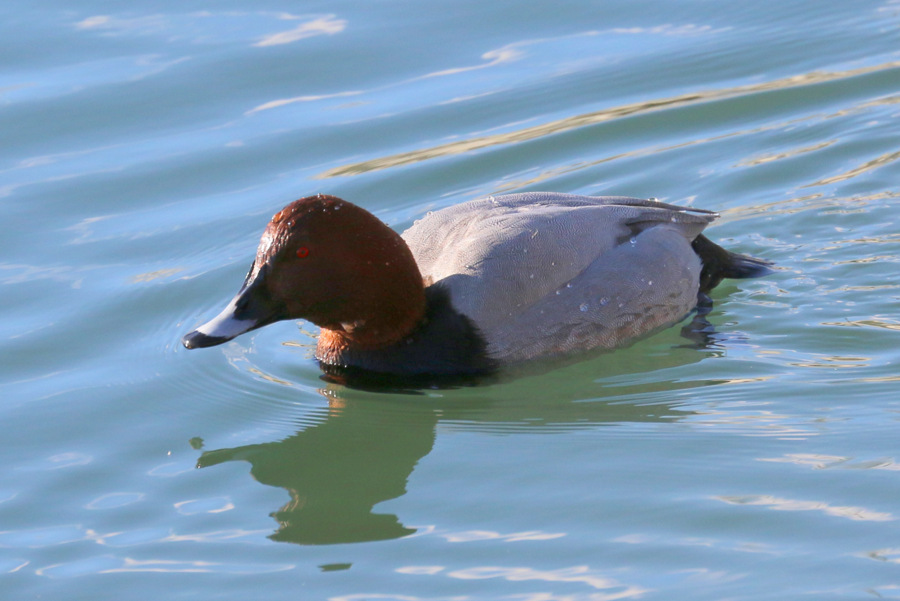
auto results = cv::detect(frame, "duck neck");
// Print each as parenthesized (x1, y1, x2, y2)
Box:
(316, 279, 427, 362)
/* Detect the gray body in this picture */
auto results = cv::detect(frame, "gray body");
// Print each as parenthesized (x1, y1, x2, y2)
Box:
(401, 193, 714, 362)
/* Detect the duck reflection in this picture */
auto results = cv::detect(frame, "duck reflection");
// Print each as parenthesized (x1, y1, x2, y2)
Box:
(195, 326, 719, 546)
(197, 395, 437, 545)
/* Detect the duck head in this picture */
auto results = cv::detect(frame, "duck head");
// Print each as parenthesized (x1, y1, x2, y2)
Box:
(182, 195, 427, 354)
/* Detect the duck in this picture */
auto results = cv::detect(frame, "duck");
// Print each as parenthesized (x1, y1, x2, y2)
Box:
(182, 192, 771, 382)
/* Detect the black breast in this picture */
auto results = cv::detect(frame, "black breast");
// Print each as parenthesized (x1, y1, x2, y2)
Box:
(317, 285, 498, 390)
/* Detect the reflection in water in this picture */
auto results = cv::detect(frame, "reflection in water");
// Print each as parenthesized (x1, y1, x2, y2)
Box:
(193, 308, 771, 545)
(191, 318, 755, 545)
(195, 334, 713, 545)
(197, 397, 438, 545)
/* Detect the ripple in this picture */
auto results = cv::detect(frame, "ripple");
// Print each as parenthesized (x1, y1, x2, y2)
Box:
(147, 460, 197, 478)
(174, 497, 234, 515)
(808, 148, 900, 186)
(0, 525, 87, 548)
(36, 555, 293, 577)
(419, 528, 568, 544)
(15, 453, 92, 472)
(165, 321, 334, 432)
(317, 59, 900, 178)
(393, 564, 649, 597)
(84, 492, 144, 510)
(0, 559, 29, 573)
(93, 527, 170, 548)
(759, 453, 900, 471)
(717, 494, 894, 522)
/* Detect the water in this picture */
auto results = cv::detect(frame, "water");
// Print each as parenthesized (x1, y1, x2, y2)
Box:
(2, 0, 900, 599)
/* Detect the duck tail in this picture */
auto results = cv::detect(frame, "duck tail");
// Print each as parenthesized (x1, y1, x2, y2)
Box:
(692, 234, 774, 294)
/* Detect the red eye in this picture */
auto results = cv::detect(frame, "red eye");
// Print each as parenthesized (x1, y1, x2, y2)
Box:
(296, 247, 310, 258)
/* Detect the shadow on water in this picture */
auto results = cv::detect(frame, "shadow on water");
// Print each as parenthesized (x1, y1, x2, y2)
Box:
(193, 317, 726, 546)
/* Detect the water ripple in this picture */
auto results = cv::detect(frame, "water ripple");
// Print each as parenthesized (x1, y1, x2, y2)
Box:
(316, 59, 900, 178)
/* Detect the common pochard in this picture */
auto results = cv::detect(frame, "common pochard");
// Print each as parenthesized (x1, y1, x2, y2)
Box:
(183, 193, 771, 382)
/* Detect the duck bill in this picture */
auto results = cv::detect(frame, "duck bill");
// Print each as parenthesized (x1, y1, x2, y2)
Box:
(182, 264, 285, 349)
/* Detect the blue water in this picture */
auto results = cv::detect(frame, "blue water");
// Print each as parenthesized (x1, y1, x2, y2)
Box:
(3, 1, 900, 599)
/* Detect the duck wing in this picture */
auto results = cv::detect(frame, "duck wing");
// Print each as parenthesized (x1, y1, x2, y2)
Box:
(402, 192, 716, 360)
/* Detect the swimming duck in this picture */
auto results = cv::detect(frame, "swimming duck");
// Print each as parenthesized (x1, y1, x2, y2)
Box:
(183, 193, 771, 380)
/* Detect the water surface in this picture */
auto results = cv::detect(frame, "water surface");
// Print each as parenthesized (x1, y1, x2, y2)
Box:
(3, 1, 900, 599)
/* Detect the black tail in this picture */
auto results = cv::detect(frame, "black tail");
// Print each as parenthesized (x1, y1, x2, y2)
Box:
(692, 234, 774, 294)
